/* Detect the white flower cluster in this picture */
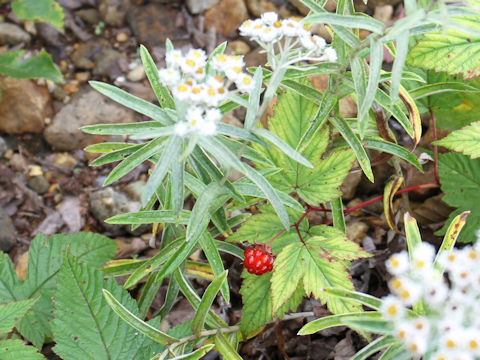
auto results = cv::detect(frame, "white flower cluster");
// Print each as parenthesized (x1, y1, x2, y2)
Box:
(239, 12, 337, 64)
(381, 242, 480, 360)
(158, 48, 254, 137)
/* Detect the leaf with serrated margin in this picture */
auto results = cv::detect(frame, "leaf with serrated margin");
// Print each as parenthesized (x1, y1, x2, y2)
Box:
(309, 226, 372, 262)
(407, 16, 480, 80)
(0, 297, 38, 333)
(271, 242, 306, 313)
(0, 50, 62, 82)
(0, 340, 46, 360)
(301, 237, 361, 314)
(436, 152, 480, 242)
(253, 82, 356, 205)
(0, 253, 21, 303)
(435, 121, 480, 158)
(53, 255, 140, 360)
(239, 270, 303, 337)
(18, 232, 117, 348)
(12, 0, 63, 28)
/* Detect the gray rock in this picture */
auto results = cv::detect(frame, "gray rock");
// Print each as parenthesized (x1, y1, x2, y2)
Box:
(93, 48, 123, 78)
(76, 9, 101, 25)
(43, 89, 138, 151)
(0, 22, 31, 45)
(0, 208, 16, 252)
(98, 0, 131, 26)
(186, 0, 220, 14)
(89, 187, 149, 235)
(28, 176, 50, 195)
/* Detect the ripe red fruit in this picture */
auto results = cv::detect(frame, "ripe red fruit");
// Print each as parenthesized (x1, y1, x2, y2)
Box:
(243, 246, 274, 275)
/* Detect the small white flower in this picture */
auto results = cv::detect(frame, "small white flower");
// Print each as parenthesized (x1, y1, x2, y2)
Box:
(440, 330, 464, 352)
(235, 74, 255, 93)
(386, 251, 410, 275)
(261, 12, 278, 25)
(258, 26, 280, 43)
(394, 278, 422, 306)
(300, 34, 318, 51)
(380, 295, 405, 320)
(423, 279, 448, 305)
(463, 328, 480, 355)
(450, 265, 474, 288)
(411, 242, 435, 272)
(158, 68, 180, 87)
(411, 317, 430, 337)
(186, 106, 204, 130)
(205, 108, 222, 123)
(438, 250, 460, 271)
(173, 82, 191, 102)
(166, 49, 183, 68)
(280, 18, 301, 37)
(199, 121, 217, 136)
(405, 336, 428, 356)
(174, 122, 189, 137)
(394, 320, 414, 341)
(323, 47, 338, 62)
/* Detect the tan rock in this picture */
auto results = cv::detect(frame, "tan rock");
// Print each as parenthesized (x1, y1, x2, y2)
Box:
(309, 74, 358, 118)
(246, 0, 278, 17)
(374, 5, 393, 24)
(205, 0, 249, 37)
(340, 171, 362, 201)
(228, 40, 251, 55)
(346, 221, 369, 244)
(0, 76, 53, 134)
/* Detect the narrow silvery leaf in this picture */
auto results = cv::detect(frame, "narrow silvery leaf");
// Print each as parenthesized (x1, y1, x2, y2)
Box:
(244, 67, 263, 130)
(142, 136, 182, 206)
(254, 128, 313, 168)
(89, 81, 173, 125)
(306, 13, 386, 34)
(358, 39, 383, 139)
(390, 35, 409, 104)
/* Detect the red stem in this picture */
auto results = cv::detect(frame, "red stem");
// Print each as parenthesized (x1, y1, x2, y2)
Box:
(267, 183, 439, 246)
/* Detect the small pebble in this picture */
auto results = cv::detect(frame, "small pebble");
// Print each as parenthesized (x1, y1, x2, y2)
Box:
(116, 32, 128, 43)
(75, 72, 90, 82)
(126, 65, 145, 82)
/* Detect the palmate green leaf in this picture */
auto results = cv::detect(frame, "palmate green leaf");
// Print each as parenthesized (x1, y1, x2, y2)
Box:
(437, 152, 480, 242)
(12, 0, 63, 28)
(0, 50, 62, 82)
(239, 270, 304, 337)
(407, 16, 480, 79)
(0, 297, 38, 332)
(254, 84, 356, 205)
(53, 255, 144, 360)
(271, 236, 364, 315)
(0, 340, 46, 360)
(16, 233, 116, 348)
(435, 121, 480, 158)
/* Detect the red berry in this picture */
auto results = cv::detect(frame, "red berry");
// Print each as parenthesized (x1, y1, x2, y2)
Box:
(243, 246, 275, 275)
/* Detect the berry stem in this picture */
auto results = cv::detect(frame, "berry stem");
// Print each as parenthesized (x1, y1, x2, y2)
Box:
(267, 182, 439, 246)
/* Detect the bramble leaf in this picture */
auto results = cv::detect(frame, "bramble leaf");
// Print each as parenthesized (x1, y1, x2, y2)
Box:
(0, 340, 46, 360)
(11, 0, 64, 28)
(437, 152, 480, 242)
(254, 85, 355, 205)
(434, 121, 480, 158)
(0, 50, 62, 82)
(239, 270, 304, 337)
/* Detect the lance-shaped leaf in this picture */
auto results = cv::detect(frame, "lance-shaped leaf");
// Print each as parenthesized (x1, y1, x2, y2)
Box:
(90, 81, 173, 125)
(191, 270, 228, 335)
(103, 289, 179, 345)
(383, 176, 404, 233)
(214, 331, 242, 360)
(298, 311, 382, 335)
(139, 45, 175, 109)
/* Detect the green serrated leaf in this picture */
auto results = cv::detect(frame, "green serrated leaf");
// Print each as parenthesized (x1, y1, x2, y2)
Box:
(253, 85, 356, 205)
(0, 339, 46, 360)
(0, 50, 62, 82)
(435, 120, 480, 158)
(53, 255, 142, 360)
(437, 152, 480, 242)
(12, 0, 63, 28)
(0, 297, 38, 333)
(407, 16, 480, 79)
(18, 232, 116, 348)
(0, 252, 21, 303)
(239, 270, 303, 337)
